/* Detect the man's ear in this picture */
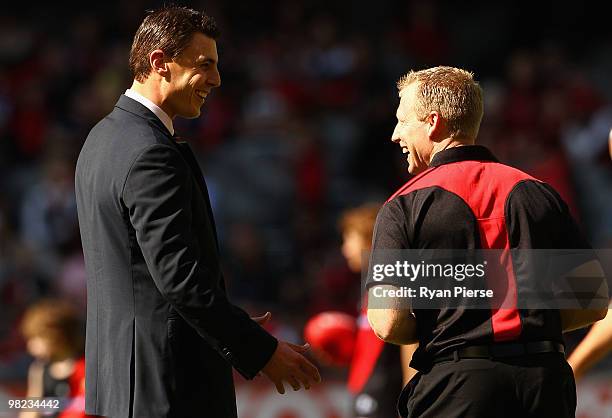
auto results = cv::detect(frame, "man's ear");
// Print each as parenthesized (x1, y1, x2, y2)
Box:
(149, 49, 169, 77)
(426, 111, 444, 141)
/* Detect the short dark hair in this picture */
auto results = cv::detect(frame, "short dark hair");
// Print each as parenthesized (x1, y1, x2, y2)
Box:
(129, 6, 220, 82)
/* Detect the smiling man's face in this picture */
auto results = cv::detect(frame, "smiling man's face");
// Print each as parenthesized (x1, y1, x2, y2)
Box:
(163, 32, 221, 119)
(391, 82, 433, 175)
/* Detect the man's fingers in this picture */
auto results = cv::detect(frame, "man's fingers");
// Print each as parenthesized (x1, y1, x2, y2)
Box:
(299, 356, 321, 383)
(263, 341, 320, 394)
(287, 375, 301, 391)
(293, 369, 312, 390)
(287, 342, 310, 353)
(274, 379, 285, 394)
(252, 311, 272, 326)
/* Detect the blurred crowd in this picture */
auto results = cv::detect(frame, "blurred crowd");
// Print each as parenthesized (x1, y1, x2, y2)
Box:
(1, 0, 612, 386)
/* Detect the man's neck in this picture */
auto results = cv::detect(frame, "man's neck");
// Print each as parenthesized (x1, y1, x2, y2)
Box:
(430, 137, 473, 163)
(126, 81, 175, 135)
(130, 81, 162, 105)
(130, 80, 174, 119)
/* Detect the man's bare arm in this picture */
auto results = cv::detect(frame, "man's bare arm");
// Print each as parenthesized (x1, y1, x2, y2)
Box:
(367, 286, 417, 345)
(568, 307, 612, 379)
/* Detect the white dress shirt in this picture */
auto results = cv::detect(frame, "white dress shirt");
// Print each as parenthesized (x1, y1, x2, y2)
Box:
(124, 89, 174, 136)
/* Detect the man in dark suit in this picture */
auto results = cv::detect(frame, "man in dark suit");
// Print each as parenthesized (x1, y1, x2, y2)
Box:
(75, 6, 320, 418)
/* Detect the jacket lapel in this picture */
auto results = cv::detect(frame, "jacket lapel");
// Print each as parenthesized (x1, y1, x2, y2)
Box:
(115, 95, 220, 249)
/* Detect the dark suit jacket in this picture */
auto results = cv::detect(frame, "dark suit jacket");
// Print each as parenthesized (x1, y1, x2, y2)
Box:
(75, 95, 277, 417)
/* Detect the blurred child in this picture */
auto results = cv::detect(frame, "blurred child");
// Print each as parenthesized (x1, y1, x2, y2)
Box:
(20, 299, 86, 418)
(340, 204, 418, 418)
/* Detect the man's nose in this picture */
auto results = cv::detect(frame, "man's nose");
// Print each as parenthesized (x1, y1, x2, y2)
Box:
(209, 68, 221, 88)
(391, 124, 401, 143)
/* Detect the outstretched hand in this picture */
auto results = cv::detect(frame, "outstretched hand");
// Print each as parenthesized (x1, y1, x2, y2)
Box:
(260, 341, 321, 394)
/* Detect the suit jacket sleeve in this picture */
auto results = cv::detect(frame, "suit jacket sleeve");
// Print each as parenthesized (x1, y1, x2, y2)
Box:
(122, 144, 277, 379)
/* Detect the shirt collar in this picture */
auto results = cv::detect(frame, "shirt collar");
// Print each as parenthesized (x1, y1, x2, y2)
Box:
(429, 145, 499, 168)
(124, 89, 174, 136)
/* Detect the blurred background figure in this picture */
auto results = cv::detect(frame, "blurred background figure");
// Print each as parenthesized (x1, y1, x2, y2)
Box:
(567, 134, 612, 382)
(569, 306, 612, 381)
(306, 203, 418, 417)
(19, 299, 85, 418)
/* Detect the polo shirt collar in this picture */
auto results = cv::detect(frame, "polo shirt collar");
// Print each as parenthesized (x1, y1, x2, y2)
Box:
(429, 145, 499, 168)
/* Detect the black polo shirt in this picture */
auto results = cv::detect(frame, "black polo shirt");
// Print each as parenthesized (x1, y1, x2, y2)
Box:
(371, 145, 592, 367)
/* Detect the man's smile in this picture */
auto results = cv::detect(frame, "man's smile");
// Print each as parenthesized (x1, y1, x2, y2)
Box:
(195, 90, 209, 100)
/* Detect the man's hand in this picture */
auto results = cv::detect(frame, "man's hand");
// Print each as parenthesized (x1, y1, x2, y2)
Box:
(260, 341, 321, 394)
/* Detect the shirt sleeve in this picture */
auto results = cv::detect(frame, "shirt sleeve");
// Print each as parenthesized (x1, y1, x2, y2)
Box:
(506, 179, 603, 307)
(371, 197, 411, 250)
(365, 197, 410, 291)
(506, 179, 592, 250)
